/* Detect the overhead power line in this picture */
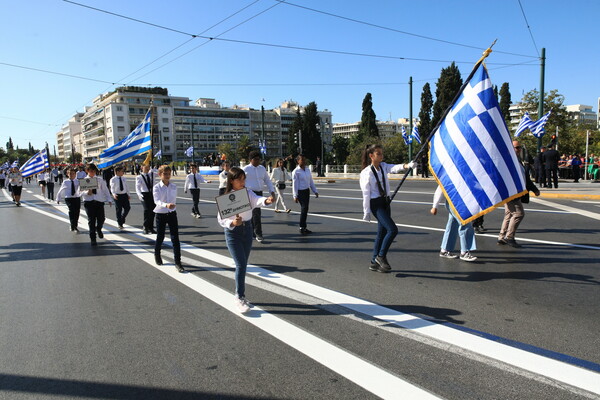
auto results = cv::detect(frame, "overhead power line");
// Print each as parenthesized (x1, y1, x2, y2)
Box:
(0, 62, 114, 84)
(517, 0, 540, 57)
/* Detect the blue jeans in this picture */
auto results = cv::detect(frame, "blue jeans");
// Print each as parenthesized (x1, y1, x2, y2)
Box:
(224, 222, 254, 298)
(370, 197, 398, 262)
(441, 203, 476, 252)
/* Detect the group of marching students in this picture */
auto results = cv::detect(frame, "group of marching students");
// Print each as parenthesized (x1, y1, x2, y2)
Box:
(2, 140, 539, 314)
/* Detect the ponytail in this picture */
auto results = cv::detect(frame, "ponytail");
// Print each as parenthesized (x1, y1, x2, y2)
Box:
(361, 144, 382, 169)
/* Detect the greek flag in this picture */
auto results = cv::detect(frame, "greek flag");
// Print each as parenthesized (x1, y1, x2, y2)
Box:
(401, 126, 412, 145)
(514, 112, 533, 137)
(155, 150, 162, 160)
(411, 125, 421, 144)
(98, 109, 152, 169)
(1, 162, 8, 169)
(259, 140, 267, 154)
(185, 146, 194, 157)
(429, 64, 527, 224)
(530, 110, 551, 138)
(11, 160, 19, 168)
(20, 149, 49, 178)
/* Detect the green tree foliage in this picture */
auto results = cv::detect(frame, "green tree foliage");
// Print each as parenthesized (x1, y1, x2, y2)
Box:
(287, 109, 303, 156)
(499, 82, 512, 125)
(493, 85, 499, 102)
(300, 101, 321, 163)
(331, 135, 350, 165)
(236, 136, 254, 162)
(382, 134, 407, 165)
(6, 137, 14, 151)
(346, 136, 380, 165)
(355, 93, 379, 146)
(217, 142, 234, 163)
(418, 83, 434, 141)
(432, 62, 463, 129)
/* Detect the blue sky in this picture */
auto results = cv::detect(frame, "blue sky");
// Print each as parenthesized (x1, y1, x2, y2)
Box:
(1, 0, 598, 151)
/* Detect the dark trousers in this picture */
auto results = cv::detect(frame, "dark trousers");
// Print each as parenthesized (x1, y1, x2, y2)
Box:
(190, 188, 200, 215)
(141, 192, 155, 230)
(218, 187, 226, 196)
(370, 197, 398, 261)
(251, 190, 263, 236)
(536, 167, 546, 185)
(84, 200, 105, 240)
(47, 182, 55, 200)
(65, 197, 81, 230)
(546, 168, 558, 188)
(115, 194, 131, 226)
(297, 188, 310, 228)
(155, 212, 181, 264)
(573, 166, 580, 182)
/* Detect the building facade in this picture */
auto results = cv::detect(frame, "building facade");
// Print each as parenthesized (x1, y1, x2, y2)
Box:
(565, 104, 597, 126)
(332, 119, 414, 141)
(55, 113, 83, 162)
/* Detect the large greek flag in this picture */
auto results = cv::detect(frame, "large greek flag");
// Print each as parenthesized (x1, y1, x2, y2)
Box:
(429, 64, 526, 224)
(98, 109, 152, 169)
(20, 149, 49, 178)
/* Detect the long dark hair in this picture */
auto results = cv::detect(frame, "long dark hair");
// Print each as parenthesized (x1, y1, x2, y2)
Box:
(361, 144, 382, 169)
(276, 158, 285, 171)
(225, 167, 246, 193)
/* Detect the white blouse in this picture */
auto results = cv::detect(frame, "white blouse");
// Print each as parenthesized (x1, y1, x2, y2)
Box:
(359, 162, 406, 216)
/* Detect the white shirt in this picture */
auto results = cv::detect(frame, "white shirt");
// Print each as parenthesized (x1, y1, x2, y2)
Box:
(80, 175, 113, 204)
(7, 171, 23, 187)
(0, 171, 6, 180)
(243, 164, 274, 193)
(359, 162, 405, 216)
(217, 188, 270, 230)
(432, 186, 444, 209)
(135, 170, 157, 198)
(184, 172, 207, 191)
(270, 167, 291, 183)
(218, 170, 228, 189)
(153, 181, 177, 214)
(292, 166, 318, 198)
(110, 175, 130, 195)
(37, 173, 47, 182)
(56, 178, 80, 202)
(76, 170, 87, 179)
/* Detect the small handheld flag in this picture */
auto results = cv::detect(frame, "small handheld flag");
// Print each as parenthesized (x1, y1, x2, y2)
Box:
(185, 146, 194, 158)
(155, 150, 162, 160)
(401, 126, 412, 145)
(20, 149, 49, 178)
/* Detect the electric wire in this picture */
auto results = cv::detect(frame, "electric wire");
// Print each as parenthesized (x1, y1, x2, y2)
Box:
(517, 0, 540, 57)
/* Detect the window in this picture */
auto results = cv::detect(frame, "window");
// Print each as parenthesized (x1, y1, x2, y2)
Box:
(163, 127, 169, 132)
(117, 116, 124, 122)
(162, 118, 169, 123)
(162, 108, 168, 114)
(164, 146, 170, 151)
(117, 126, 125, 133)
(163, 137, 170, 142)
(116, 106, 123, 111)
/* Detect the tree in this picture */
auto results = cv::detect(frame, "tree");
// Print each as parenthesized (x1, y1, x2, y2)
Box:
(217, 142, 234, 163)
(287, 108, 303, 156)
(6, 137, 14, 151)
(331, 135, 350, 165)
(355, 93, 379, 146)
(418, 83, 434, 141)
(382, 134, 407, 165)
(493, 85, 499, 102)
(432, 62, 463, 129)
(301, 101, 321, 163)
(499, 82, 512, 125)
(236, 136, 254, 163)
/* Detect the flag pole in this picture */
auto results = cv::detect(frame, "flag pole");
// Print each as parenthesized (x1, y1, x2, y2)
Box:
(389, 40, 497, 202)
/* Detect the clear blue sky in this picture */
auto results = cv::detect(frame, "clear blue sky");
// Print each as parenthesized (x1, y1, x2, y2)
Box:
(1, 0, 598, 151)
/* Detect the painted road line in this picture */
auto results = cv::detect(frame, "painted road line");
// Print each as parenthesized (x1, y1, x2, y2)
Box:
(532, 197, 600, 221)
(11, 191, 443, 400)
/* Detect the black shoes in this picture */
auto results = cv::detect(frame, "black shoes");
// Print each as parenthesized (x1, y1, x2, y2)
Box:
(299, 228, 313, 235)
(497, 238, 507, 245)
(90, 239, 97, 246)
(97, 229, 104, 239)
(504, 239, 522, 248)
(155, 254, 163, 265)
(175, 262, 185, 273)
(372, 255, 391, 273)
(150, 229, 157, 234)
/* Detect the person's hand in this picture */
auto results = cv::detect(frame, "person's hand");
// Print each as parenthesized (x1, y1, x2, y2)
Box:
(232, 214, 243, 226)
(265, 196, 274, 205)
(294, 197, 299, 203)
(184, 190, 187, 194)
(207, 180, 212, 183)
(167, 203, 176, 210)
(87, 189, 93, 195)
(113, 195, 118, 200)
(315, 193, 319, 198)
(108, 202, 113, 207)
(534, 189, 541, 197)
(363, 213, 371, 222)
(430, 207, 438, 215)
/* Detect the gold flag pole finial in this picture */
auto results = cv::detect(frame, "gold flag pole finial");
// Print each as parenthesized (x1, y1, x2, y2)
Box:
(477, 39, 497, 64)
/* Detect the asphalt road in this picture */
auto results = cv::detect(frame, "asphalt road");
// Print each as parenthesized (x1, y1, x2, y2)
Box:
(1, 178, 599, 400)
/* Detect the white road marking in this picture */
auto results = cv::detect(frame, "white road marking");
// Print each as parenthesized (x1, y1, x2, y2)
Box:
(7, 189, 600, 396)
(532, 197, 600, 221)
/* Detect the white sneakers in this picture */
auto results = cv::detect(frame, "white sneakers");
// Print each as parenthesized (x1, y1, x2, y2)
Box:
(235, 296, 252, 313)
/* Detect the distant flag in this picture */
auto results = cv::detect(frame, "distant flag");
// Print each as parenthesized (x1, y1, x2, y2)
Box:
(514, 112, 533, 137)
(259, 140, 267, 154)
(411, 125, 421, 144)
(530, 110, 551, 138)
(98, 109, 152, 169)
(20, 149, 49, 178)
(11, 160, 19, 168)
(1, 161, 8, 169)
(155, 150, 162, 160)
(185, 146, 194, 158)
(429, 63, 527, 225)
(401, 126, 412, 145)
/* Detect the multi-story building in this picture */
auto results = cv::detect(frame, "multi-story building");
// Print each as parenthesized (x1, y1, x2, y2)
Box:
(56, 113, 83, 161)
(565, 104, 597, 126)
(332, 119, 415, 141)
(78, 89, 334, 163)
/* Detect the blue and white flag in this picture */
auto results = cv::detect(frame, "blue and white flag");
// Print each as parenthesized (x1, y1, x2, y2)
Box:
(411, 125, 421, 144)
(429, 64, 527, 224)
(401, 126, 412, 145)
(530, 110, 551, 138)
(514, 112, 533, 137)
(155, 150, 162, 160)
(11, 160, 19, 168)
(98, 109, 152, 169)
(259, 140, 267, 154)
(1, 161, 8, 169)
(20, 149, 49, 178)
(185, 146, 194, 158)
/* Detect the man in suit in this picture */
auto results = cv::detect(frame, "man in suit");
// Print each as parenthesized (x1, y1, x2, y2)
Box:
(544, 144, 560, 189)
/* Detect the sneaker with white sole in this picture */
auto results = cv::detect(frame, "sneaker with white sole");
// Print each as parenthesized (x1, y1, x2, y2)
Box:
(235, 296, 252, 313)
(439, 250, 458, 259)
(459, 251, 477, 262)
